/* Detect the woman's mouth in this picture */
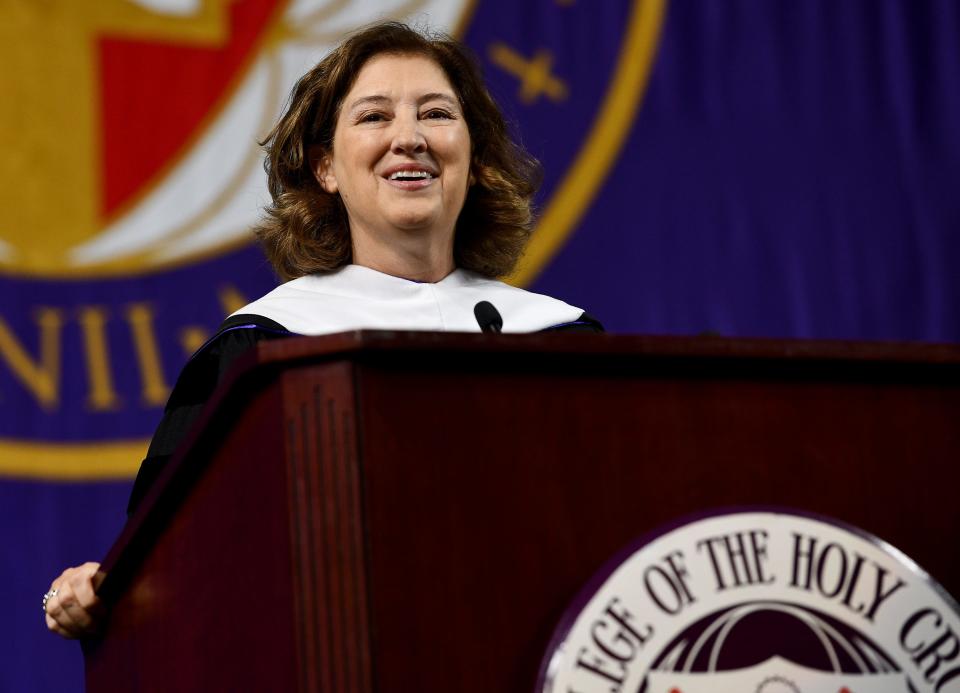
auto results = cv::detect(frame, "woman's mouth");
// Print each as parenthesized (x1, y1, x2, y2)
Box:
(385, 170, 437, 190)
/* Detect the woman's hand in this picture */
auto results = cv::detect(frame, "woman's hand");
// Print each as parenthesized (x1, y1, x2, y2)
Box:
(44, 562, 107, 639)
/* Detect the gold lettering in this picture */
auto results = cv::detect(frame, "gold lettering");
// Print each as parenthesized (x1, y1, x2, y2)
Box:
(0, 308, 63, 409)
(488, 44, 568, 104)
(179, 283, 250, 357)
(77, 306, 121, 411)
(124, 303, 171, 407)
(180, 327, 210, 357)
(218, 284, 249, 316)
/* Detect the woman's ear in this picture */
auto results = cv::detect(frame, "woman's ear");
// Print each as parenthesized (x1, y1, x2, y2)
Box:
(309, 145, 338, 194)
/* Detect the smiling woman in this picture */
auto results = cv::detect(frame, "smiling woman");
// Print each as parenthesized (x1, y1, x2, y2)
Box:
(43, 20, 602, 641)
(257, 21, 545, 281)
(313, 54, 473, 281)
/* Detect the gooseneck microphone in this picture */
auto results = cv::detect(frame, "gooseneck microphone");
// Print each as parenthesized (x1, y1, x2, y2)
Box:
(473, 301, 503, 333)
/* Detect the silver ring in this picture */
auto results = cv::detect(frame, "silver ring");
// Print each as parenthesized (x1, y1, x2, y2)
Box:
(42, 588, 57, 613)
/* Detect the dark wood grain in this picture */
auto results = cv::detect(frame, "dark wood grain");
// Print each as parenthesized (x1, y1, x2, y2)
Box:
(283, 364, 372, 693)
(85, 383, 297, 691)
(84, 332, 960, 692)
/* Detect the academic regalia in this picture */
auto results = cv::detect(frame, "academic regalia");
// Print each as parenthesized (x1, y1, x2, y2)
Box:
(127, 265, 602, 514)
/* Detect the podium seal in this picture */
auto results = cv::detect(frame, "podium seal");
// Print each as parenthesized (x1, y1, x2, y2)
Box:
(540, 510, 960, 693)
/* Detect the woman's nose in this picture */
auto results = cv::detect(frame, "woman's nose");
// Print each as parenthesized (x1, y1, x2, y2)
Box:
(391, 112, 427, 154)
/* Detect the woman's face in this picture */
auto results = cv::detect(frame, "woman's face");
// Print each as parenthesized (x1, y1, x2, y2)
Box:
(315, 53, 472, 251)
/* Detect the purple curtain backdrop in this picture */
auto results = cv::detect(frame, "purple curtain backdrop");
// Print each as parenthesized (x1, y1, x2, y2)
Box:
(534, 0, 960, 342)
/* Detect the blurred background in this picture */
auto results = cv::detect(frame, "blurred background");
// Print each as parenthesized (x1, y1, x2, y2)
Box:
(1, 1, 958, 690)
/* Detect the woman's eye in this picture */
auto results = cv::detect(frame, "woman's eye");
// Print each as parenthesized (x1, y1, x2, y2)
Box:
(358, 111, 386, 123)
(423, 109, 453, 120)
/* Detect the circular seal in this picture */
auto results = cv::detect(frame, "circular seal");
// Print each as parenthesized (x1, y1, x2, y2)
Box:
(0, 0, 665, 478)
(540, 510, 960, 693)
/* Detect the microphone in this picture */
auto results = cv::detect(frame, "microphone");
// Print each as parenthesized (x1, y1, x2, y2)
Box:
(473, 301, 503, 333)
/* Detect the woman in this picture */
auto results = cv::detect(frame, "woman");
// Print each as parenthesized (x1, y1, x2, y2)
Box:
(44, 21, 601, 640)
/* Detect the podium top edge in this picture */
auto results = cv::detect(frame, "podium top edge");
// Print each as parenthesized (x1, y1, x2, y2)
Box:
(253, 330, 960, 367)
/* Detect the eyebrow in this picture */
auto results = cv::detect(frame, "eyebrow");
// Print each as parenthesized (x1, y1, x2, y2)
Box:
(346, 92, 460, 112)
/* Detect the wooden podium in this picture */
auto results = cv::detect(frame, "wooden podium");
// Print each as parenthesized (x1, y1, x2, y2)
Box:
(83, 332, 960, 692)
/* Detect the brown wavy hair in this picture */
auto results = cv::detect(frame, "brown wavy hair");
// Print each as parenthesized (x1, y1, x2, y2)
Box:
(254, 21, 543, 281)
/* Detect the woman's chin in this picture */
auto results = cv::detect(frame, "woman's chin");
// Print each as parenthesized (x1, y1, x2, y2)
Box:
(386, 213, 445, 235)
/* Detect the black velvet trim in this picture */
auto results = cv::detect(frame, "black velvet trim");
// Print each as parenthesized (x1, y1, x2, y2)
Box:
(541, 311, 605, 333)
(126, 317, 292, 516)
(126, 455, 172, 517)
(219, 313, 288, 333)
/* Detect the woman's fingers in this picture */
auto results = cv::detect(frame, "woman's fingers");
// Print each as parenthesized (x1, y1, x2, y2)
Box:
(59, 589, 99, 633)
(47, 579, 87, 634)
(67, 564, 106, 620)
(45, 562, 105, 638)
(44, 612, 72, 639)
(89, 563, 107, 592)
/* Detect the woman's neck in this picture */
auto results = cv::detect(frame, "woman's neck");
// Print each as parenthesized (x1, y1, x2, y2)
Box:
(351, 230, 455, 283)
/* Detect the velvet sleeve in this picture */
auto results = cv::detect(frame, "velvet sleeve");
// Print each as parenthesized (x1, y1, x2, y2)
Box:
(126, 315, 289, 516)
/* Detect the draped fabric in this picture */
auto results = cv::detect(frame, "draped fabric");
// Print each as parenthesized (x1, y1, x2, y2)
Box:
(533, 0, 960, 342)
(1, 2, 956, 690)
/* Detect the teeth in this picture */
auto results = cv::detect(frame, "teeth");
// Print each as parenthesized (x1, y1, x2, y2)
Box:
(389, 170, 433, 180)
